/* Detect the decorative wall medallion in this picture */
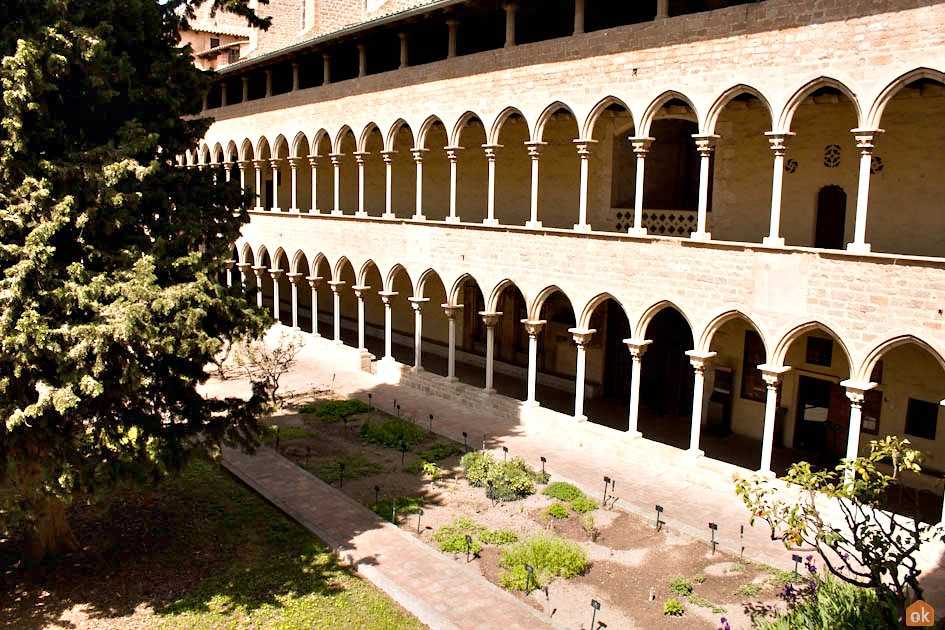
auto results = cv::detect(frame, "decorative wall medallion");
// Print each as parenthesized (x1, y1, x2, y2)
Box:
(785, 158, 798, 174)
(870, 156, 884, 174)
(823, 144, 841, 168)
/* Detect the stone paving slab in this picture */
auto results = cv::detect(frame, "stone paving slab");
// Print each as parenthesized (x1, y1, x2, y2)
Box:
(222, 446, 552, 630)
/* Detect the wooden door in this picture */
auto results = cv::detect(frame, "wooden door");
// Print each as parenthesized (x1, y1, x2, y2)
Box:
(814, 185, 847, 249)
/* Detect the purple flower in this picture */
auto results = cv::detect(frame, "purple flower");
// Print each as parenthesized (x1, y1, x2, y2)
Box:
(718, 618, 731, 630)
(804, 555, 818, 574)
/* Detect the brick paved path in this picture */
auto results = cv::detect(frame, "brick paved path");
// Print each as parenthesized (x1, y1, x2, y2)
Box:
(223, 446, 551, 630)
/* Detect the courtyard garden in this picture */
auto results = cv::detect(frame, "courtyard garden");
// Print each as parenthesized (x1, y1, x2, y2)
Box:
(267, 393, 811, 629)
(0, 456, 423, 629)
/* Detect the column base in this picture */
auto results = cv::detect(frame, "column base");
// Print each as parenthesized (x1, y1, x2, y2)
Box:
(484, 387, 496, 395)
(309, 210, 321, 216)
(446, 376, 459, 383)
(762, 235, 785, 247)
(354, 211, 368, 218)
(482, 218, 500, 227)
(846, 242, 872, 254)
(689, 231, 712, 242)
(574, 414, 588, 423)
(445, 215, 461, 224)
(412, 214, 426, 221)
(625, 430, 643, 440)
(687, 448, 704, 458)
(253, 206, 264, 212)
(411, 365, 425, 373)
(311, 332, 321, 338)
(381, 212, 396, 220)
(523, 400, 541, 408)
(333, 339, 343, 345)
(573, 223, 592, 232)
(755, 469, 777, 479)
(330, 210, 343, 216)
(289, 207, 300, 213)
(525, 220, 543, 229)
(271, 207, 282, 213)
(627, 226, 647, 237)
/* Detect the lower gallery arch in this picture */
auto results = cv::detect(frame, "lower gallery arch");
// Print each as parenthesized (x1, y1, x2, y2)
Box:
(449, 275, 487, 388)
(482, 281, 528, 402)
(257, 250, 274, 312)
(638, 306, 695, 449)
(294, 253, 312, 331)
(528, 290, 577, 416)
(581, 297, 632, 428)
(273, 252, 292, 326)
(386, 265, 416, 365)
(313, 256, 332, 337)
(335, 259, 359, 348)
(416, 272, 449, 377)
(359, 262, 385, 358)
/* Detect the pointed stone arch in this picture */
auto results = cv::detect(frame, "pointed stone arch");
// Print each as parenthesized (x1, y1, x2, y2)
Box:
(386, 119, 414, 152)
(239, 138, 255, 161)
(535, 101, 576, 142)
(582, 96, 634, 139)
(704, 84, 774, 135)
(778, 76, 862, 132)
(385, 263, 413, 294)
(635, 299, 694, 339)
(359, 122, 381, 153)
(771, 320, 853, 368)
(291, 131, 310, 158)
(450, 111, 483, 147)
(489, 107, 530, 145)
(868, 67, 945, 129)
(640, 91, 700, 137)
(417, 115, 445, 149)
(487, 278, 527, 313)
(697, 309, 769, 355)
(858, 334, 945, 383)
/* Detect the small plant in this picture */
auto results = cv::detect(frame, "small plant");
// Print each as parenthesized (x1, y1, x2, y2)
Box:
(663, 598, 685, 616)
(498, 534, 589, 591)
(461, 452, 544, 501)
(263, 425, 313, 445)
(756, 571, 890, 630)
(371, 496, 424, 524)
(420, 461, 443, 478)
(308, 453, 383, 483)
(768, 569, 802, 587)
(569, 495, 598, 513)
(669, 576, 694, 597)
(433, 517, 485, 554)
(542, 481, 583, 502)
(415, 441, 464, 462)
(580, 513, 599, 541)
(736, 583, 762, 598)
(302, 398, 371, 422)
(693, 574, 707, 584)
(689, 594, 726, 614)
(360, 417, 426, 450)
(545, 502, 569, 519)
(480, 528, 518, 545)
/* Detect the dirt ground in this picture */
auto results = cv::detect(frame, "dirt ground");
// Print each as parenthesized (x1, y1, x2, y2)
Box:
(273, 395, 791, 630)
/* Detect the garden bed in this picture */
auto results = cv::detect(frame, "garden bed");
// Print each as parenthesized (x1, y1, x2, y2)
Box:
(271, 394, 795, 629)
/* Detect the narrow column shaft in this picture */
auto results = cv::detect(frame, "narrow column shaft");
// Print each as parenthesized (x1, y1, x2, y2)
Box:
(381, 151, 395, 218)
(483, 145, 501, 226)
(629, 137, 654, 236)
(308, 156, 319, 214)
(763, 132, 793, 246)
(307, 277, 322, 336)
(848, 129, 883, 253)
(685, 351, 717, 455)
(691, 135, 718, 241)
(269, 159, 281, 212)
(330, 154, 342, 215)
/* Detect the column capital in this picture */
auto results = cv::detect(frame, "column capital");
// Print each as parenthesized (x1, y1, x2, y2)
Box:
(286, 272, 304, 284)
(288, 156, 305, 168)
(685, 349, 717, 370)
(236, 262, 253, 271)
(442, 303, 464, 318)
(573, 138, 599, 155)
(380, 150, 396, 163)
(410, 147, 429, 161)
(327, 280, 346, 292)
(840, 379, 877, 404)
(307, 154, 320, 167)
(352, 284, 371, 298)
(692, 134, 721, 155)
(408, 296, 430, 311)
(328, 152, 344, 165)
(445, 145, 464, 161)
(851, 128, 884, 152)
(764, 131, 795, 156)
(629, 136, 655, 154)
(521, 319, 546, 336)
(446, 17, 459, 27)
(268, 158, 281, 169)
(306, 275, 323, 288)
(268, 268, 285, 279)
(237, 159, 251, 170)
(479, 311, 503, 327)
(481, 144, 503, 159)
(503, 1, 517, 12)
(623, 338, 653, 356)
(378, 290, 398, 305)
(568, 327, 596, 346)
(225, 259, 236, 270)
(353, 151, 370, 164)
(252, 159, 266, 169)
(251, 265, 267, 278)
(758, 364, 791, 385)
(524, 140, 547, 159)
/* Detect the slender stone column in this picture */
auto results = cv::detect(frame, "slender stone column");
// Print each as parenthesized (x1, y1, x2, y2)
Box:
(623, 339, 652, 437)
(398, 32, 408, 69)
(408, 297, 430, 369)
(291, 63, 299, 91)
(224, 161, 232, 183)
(503, 2, 517, 47)
(225, 260, 235, 288)
(269, 269, 285, 321)
(329, 153, 343, 215)
(236, 262, 252, 291)
(691, 134, 719, 241)
(322, 53, 331, 85)
(352, 285, 371, 350)
(354, 151, 369, 217)
(573, 139, 597, 232)
(327, 280, 345, 343)
(411, 148, 428, 220)
(252, 159, 265, 211)
(308, 155, 320, 214)
(480, 312, 502, 392)
(573, 0, 585, 34)
(288, 157, 302, 212)
(269, 159, 281, 212)
(848, 129, 883, 254)
(524, 141, 546, 228)
(251, 265, 266, 308)
(569, 328, 596, 421)
(656, 0, 669, 19)
(445, 146, 463, 223)
(378, 291, 398, 360)
(758, 365, 791, 473)
(763, 132, 794, 246)
(287, 272, 303, 328)
(307, 276, 323, 336)
(446, 19, 458, 58)
(685, 350, 717, 455)
(628, 137, 654, 236)
(522, 320, 546, 406)
(264, 69, 272, 97)
(841, 380, 877, 463)
(237, 160, 250, 197)
(380, 150, 395, 219)
(442, 304, 463, 381)
(482, 144, 502, 226)
(357, 44, 367, 78)
(241, 76, 249, 102)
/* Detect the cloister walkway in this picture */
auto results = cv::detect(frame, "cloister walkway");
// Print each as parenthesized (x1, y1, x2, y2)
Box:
(204, 326, 945, 611)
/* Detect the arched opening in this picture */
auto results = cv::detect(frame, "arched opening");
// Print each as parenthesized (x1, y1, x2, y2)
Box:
(638, 306, 695, 449)
(452, 275, 488, 387)
(336, 129, 358, 214)
(313, 256, 332, 337)
(588, 100, 635, 233)
(488, 281, 529, 402)
(313, 132, 332, 213)
(530, 289, 577, 416)
(583, 297, 632, 428)
(293, 135, 312, 213)
(272, 136, 290, 212)
(701, 315, 767, 468)
(257, 249, 273, 311)
(858, 339, 945, 523)
(273, 250, 291, 326)
(455, 115, 488, 223)
(494, 111, 530, 226)
(336, 258, 358, 348)
(867, 77, 945, 256)
(294, 252, 312, 331)
(390, 122, 416, 218)
(362, 126, 385, 215)
(227, 246, 241, 288)
(643, 99, 701, 237)
(417, 271, 449, 377)
(706, 92, 774, 243)
(537, 107, 580, 229)
(359, 261, 385, 358)
(420, 119, 449, 221)
(255, 139, 272, 210)
(388, 265, 416, 365)
(782, 84, 860, 249)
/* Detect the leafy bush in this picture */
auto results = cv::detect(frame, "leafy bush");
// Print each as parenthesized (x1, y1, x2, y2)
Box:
(461, 452, 545, 501)
(756, 572, 891, 630)
(736, 583, 762, 598)
(416, 441, 464, 462)
(542, 482, 583, 502)
(580, 513, 599, 541)
(308, 453, 383, 483)
(263, 425, 313, 444)
(371, 496, 424, 524)
(663, 598, 685, 616)
(498, 535, 589, 591)
(546, 502, 569, 519)
(302, 399, 371, 422)
(768, 569, 802, 587)
(569, 495, 598, 513)
(360, 417, 426, 450)
(460, 451, 493, 486)
(479, 528, 518, 546)
(433, 517, 484, 554)
(669, 576, 694, 596)
(688, 594, 725, 614)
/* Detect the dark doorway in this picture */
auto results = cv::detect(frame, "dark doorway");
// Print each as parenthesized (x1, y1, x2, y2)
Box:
(814, 185, 846, 249)
(794, 375, 850, 468)
(641, 309, 694, 418)
(603, 302, 632, 400)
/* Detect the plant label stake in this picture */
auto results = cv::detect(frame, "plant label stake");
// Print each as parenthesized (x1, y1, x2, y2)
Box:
(655, 505, 664, 531)
(392, 499, 397, 524)
(428, 413, 433, 432)
(374, 484, 380, 505)
(540, 456, 546, 476)
(393, 398, 397, 413)
(417, 508, 423, 534)
(709, 522, 718, 555)
(396, 403, 401, 417)
(465, 534, 472, 562)
(792, 553, 802, 576)
(524, 563, 534, 595)
(590, 599, 601, 630)
(482, 434, 486, 451)
(487, 480, 496, 506)
(275, 426, 281, 451)
(502, 445, 509, 462)
(338, 462, 345, 488)
(400, 441, 408, 466)
(306, 445, 312, 463)
(462, 431, 468, 452)
(367, 393, 372, 409)
(602, 476, 611, 506)
(739, 524, 745, 560)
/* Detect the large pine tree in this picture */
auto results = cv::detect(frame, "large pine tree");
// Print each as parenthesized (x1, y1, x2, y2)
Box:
(0, 0, 270, 561)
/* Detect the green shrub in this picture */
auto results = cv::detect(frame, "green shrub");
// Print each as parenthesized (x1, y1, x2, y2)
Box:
(663, 598, 685, 616)
(301, 398, 371, 421)
(546, 502, 569, 519)
(371, 496, 424, 524)
(263, 425, 313, 444)
(580, 513, 598, 541)
(736, 583, 762, 598)
(498, 535, 589, 591)
(569, 495, 598, 513)
(479, 528, 518, 546)
(307, 453, 383, 483)
(415, 441, 464, 462)
(668, 576, 693, 596)
(542, 481, 583, 502)
(757, 573, 891, 630)
(460, 451, 493, 486)
(433, 517, 484, 554)
(768, 569, 802, 587)
(461, 452, 543, 501)
(360, 417, 426, 450)
(688, 594, 725, 614)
